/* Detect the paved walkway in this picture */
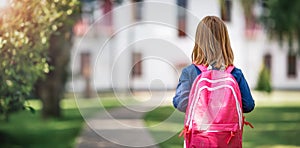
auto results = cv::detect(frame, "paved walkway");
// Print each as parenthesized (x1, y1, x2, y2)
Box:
(76, 106, 159, 148)
(76, 91, 174, 148)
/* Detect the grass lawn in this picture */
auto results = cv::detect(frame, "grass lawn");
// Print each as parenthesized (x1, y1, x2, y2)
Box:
(144, 105, 300, 148)
(0, 96, 121, 148)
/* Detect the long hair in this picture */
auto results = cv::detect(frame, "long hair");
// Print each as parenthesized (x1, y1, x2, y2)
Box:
(191, 16, 234, 68)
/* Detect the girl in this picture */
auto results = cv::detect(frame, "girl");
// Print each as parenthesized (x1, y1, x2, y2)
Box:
(173, 15, 255, 148)
(173, 16, 255, 113)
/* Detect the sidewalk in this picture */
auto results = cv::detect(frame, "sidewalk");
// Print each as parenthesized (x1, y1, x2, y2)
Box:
(76, 106, 159, 148)
(75, 91, 173, 148)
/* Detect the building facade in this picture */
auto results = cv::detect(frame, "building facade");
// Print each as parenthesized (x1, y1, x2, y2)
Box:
(69, 0, 300, 94)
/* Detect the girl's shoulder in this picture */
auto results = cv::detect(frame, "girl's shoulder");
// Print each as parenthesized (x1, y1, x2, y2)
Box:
(231, 66, 245, 81)
(183, 64, 198, 71)
(231, 66, 243, 75)
(180, 64, 200, 75)
(181, 64, 200, 81)
(232, 66, 243, 74)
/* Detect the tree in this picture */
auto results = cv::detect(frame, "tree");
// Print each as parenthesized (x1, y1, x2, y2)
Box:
(34, 5, 81, 118)
(0, 0, 79, 121)
(261, 0, 300, 54)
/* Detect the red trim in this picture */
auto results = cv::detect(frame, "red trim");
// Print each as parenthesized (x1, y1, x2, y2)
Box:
(226, 131, 235, 144)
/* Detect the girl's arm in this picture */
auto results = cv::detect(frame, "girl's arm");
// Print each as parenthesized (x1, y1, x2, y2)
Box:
(173, 68, 192, 112)
(232, 68, 255, 113)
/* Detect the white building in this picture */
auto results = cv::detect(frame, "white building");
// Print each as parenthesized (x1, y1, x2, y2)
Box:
(69, 0, 300, 94)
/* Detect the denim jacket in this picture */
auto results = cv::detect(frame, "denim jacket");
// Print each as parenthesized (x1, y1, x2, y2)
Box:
(173, 64, 255, 113)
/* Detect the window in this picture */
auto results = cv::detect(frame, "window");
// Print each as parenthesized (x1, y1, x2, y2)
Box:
(132, 0, 143, 21)
(264, 53, 272, 71)
(132, 52, 142, 77)
(101, 0, 113, 27)
(242, 0, 263, 38)
(221, 0, 232, 22)
(177, 0, 187, 37)
(287, 54, 297, 77)
(81, 52, 91, 78)
(80, 52, 92, 98)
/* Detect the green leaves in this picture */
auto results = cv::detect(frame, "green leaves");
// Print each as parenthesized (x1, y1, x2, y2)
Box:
(261, 0, 300, 54)
(0, 0, 80, 121)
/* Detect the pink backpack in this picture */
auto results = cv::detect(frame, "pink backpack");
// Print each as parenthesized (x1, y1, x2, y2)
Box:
(180, 64, 252, 148)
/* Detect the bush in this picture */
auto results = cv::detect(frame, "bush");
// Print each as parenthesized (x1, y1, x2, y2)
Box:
(255, 65, 272, 93)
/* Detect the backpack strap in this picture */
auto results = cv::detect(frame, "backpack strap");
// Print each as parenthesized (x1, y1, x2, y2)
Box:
(194, 64, 207, 72)
(225, 65, 235, 73)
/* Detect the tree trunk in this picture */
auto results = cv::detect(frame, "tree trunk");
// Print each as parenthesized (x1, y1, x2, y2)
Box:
(39, 80, 61, 118)
(35, 26, 72, 119)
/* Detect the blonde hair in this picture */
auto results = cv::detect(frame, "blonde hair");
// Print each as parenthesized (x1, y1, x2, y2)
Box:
(192, 16, 234, 68)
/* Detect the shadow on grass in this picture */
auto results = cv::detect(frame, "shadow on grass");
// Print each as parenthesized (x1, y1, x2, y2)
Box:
(0, 108, 84, 148)
(144, 106, 300, 148)
(0, 97, 122, 148)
